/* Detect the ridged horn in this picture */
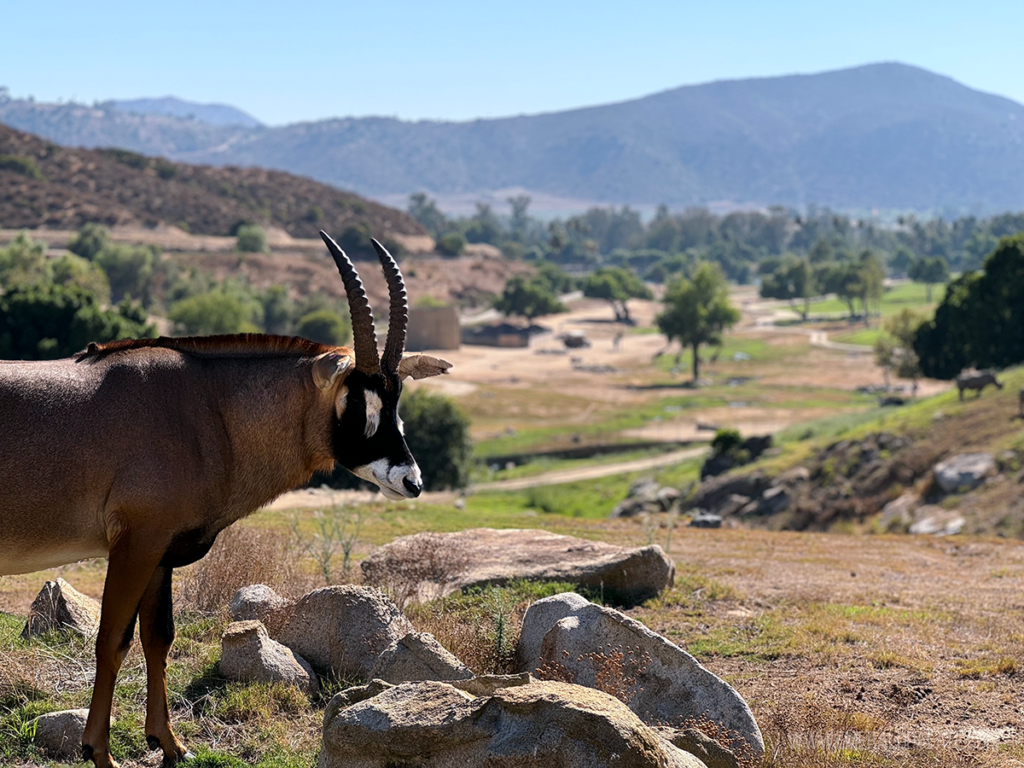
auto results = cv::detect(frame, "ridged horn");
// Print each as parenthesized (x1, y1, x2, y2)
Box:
(372, 238, 408, 374)
(320, 231, 380, 375)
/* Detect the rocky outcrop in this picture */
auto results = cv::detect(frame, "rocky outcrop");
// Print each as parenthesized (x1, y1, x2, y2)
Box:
(22, 579, 100, 640)
(32, 709, 91, 760)
(369, 632, 474, 684)
(933, 453, 997, 494)
(220, 620, 318, 695)
(319, 678, 708, 768)
(517, 593, 763, 759)
(275, 586, 412, 679)
(611, 479, 682, 517)
(362, 529, 674, 607)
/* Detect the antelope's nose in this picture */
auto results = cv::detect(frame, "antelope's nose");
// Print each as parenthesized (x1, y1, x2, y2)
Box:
(403, 477, 422, 498)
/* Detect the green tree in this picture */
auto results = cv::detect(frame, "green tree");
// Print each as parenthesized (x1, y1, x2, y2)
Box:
(0, 283, 153, 360)
(68, 223, 111, 261)
(874, 309, 923, 390)
(915, 234, 1024, 378)
(908, 256, 950, 301)
(0, 232, 49, 287)
(296, 309, 350, 346)
(168, 290, 260, 335)
(259, 285, 295, 335)
(759, 257, 815, 320)
(493, 275, 566, 321)
(94, 243, 156, 303)
(656, 262, 740, 382)
(582, 266, 653, 324)
(236, 224, 269, 253)
(408, 192, 449, 237)
(51, 253, 112, 305)
(436, 231, 466, 257)
(400, 389, 473, 490)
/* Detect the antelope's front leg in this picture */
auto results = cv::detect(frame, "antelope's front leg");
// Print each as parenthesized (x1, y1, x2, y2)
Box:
(139, 566, 191, 765)
(82, 532, 162, 768)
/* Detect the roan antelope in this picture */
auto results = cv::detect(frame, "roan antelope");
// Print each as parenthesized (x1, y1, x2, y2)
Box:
(0, 232, 451, 768)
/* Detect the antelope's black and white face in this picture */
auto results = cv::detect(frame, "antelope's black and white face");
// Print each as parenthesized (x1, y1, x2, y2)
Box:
(331, 370, 422, 500)
(316, 230, 453, 499)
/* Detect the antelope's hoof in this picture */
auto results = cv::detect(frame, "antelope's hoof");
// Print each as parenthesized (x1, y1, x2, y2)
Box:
(161, 751, 196, 767)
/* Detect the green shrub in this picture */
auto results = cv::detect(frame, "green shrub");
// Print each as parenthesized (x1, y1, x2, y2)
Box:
(401, 389, 473, 490)
(0, 155, 43, 180)
(68, 223, 111, 261)
(296, 309, 349, 346)
(168, 291, 259, 335)
(711, 428, 743, 456)
(436, 231, 466, 257)
(235, 224, 269, 253)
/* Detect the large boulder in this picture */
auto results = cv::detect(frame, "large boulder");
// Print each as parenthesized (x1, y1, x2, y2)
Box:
(274, 586, 412, 679)
(362, 529, 674, 607)
(933, 453, 996, 494)
(369, 632, 474, 684)
(22, 579, 100, 640)
(319, 678, 707, 768)
(517, 594, 763, 760)
(220, 620, 318, 695)
(32, 709, 91, 760)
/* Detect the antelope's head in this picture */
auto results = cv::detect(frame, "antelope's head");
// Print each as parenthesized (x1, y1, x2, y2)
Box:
(317, 231, 452, 499)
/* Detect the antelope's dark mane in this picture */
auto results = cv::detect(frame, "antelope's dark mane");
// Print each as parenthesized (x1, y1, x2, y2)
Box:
(77, 334, 348, 361)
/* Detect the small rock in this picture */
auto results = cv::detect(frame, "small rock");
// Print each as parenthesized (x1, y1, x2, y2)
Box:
(32, 709, 90, 759)
(657, 726, 743, 768)
(22, 579, 100, 640)
(690, 513, 723, 528)
(220, 620, 318, 695)
(879, 493, 918, 531)
(718, 495, 752, 517)
(369, 632, 474, 684)
(275, 586, 412, 679)
(909, 507, 966, 536)
(933, 453, 996, 494)
(229, 584, 291, 623)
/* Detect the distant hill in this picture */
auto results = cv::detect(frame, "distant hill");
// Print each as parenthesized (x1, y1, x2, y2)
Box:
(3, 63, 1023, 213)
(0, 124, 425, 239)
(106, 96, 263, 127)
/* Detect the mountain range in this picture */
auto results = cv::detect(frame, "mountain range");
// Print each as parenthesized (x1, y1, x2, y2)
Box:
(2, 63, 1023, 214)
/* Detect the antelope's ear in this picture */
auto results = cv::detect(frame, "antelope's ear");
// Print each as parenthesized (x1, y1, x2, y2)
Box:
(312, 352, 353, 390)
(398, 354, 453, 380)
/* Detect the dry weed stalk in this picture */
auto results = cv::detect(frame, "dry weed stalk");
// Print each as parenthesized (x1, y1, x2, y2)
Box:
(362, 533, 468, 611)
(175, 525, 306, 614)
(290, 504, 363, 584)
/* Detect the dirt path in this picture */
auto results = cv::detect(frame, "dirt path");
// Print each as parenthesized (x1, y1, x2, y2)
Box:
(470, 445, 708, 492)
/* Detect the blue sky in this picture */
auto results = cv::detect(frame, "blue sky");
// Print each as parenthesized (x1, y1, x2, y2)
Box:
(2, 0, 1023, 126)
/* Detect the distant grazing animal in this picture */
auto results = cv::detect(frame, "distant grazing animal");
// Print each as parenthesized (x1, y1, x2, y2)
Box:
(0, 232, 451, 768)
(955, 369, 1004, 401)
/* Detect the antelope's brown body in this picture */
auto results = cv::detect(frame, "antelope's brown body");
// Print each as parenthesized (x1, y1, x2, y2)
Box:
(0, 336, 340, 576)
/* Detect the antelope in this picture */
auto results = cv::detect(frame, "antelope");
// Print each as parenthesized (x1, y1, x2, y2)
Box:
(0, 232, 451, 768)
(955, 368, 1004, 401)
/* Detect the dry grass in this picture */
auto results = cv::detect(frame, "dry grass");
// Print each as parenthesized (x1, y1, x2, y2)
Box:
(175, 524, 312, 614)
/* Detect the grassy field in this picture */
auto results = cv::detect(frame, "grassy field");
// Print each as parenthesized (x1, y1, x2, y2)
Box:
(803, 281, 943, 320)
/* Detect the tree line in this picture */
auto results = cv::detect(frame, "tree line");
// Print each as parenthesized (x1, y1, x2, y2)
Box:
(408, 193, 1024, 286)
(0, 225, 353, 360)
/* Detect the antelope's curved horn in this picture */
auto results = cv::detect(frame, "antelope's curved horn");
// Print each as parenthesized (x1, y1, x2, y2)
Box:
(372, 238, 408, 374)
(320, 231, 380, 375)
